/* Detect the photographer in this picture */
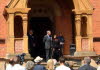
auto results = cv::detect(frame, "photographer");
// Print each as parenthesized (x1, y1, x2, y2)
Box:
(16, 53, 26, 65)
(97, 57, 100, 70)
(6, 58, 14, 70)
(12, 56, 26, 70)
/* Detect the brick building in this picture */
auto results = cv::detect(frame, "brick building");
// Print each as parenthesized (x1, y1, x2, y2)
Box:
(0, 0, 100, 58)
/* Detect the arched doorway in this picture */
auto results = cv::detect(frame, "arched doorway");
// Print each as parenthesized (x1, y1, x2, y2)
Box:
(27, 0, 56, 58)
(29, 17, 55, 58)
(27, 0, 75, 57)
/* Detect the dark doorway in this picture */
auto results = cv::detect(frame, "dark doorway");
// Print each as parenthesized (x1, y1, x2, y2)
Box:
(29, 17, 55, 58)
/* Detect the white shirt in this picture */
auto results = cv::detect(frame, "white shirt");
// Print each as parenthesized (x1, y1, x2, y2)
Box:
(56, 65, 71, 70)
(12, 64, 26, 70)
(6, 64, 13, 70)
(97, 66, 100, 70)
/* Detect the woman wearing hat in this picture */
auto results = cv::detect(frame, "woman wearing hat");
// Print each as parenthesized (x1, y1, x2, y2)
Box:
(33, 56, 46, 70)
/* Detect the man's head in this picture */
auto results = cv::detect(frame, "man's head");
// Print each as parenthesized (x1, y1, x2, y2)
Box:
(59, 57, 65, 64)
(29, 30, 33, 35)
(9, 58, 14, 65)
(59, 32, 63, 36)
(13, 56, 20, 64)
(84, 57, 91, 64)
(47, 30, 51, 35)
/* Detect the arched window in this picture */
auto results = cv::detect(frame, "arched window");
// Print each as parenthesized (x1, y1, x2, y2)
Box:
(14, 16, 23, 38)
(81, 17, 87, 37)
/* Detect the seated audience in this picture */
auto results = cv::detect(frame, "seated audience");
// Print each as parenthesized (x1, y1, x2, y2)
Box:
(78, 56, 97, 70)
(97, 59, 100, 70)
(6, 58, 14, 70)
(12, 56, 26, 70)
(26, 61, 34, 70)
(47, 59, 57, 70)
(55, 57, 71, 70)
(33, 56, 46, 70)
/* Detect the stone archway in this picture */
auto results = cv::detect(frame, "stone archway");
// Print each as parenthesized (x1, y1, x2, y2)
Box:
(4, 0, 96, 58)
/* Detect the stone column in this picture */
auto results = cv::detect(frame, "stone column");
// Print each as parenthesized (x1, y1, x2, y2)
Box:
(7, 13, 14, 54)
(74, 14, 83, 56)
(75, 15, 81, 52)
(87, 15, 93, 51)
(22, 14, 28, 53)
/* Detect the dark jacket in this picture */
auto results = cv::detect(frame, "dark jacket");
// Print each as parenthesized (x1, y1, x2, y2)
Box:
(33, 64, 46, 70)
(28, 34, 35, 47)
(57, 36, 65, 43)
(52, 38, 60, 49)
(78, 64, 97, 70)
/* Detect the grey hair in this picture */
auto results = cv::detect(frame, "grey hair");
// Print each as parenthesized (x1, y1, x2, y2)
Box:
(47, 30, 51, 33)
(26, 61, 34, 70)
(84, 57, 91, 64)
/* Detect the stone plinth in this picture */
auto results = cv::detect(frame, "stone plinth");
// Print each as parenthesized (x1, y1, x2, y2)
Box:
(74, 51, 96, 56)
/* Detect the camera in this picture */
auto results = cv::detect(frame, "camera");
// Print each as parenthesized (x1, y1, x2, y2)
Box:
(96, 57, 100, 65)
(16, 53, 26, 65)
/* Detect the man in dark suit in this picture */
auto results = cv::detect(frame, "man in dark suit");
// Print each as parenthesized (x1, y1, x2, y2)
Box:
(43, 30, 52, 61)
(78, 57, 97, 70)
(28, 30, 36, 57)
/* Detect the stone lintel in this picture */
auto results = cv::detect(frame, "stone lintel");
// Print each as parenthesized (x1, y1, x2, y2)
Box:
(72, 9, 93, 14)
(5, 8, 31, 14)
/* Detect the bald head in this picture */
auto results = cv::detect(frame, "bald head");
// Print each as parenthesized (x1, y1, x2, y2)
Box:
(84, 57, 91, 64)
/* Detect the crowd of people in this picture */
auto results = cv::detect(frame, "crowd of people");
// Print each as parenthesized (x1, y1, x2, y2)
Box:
(6, 55, 100, 70)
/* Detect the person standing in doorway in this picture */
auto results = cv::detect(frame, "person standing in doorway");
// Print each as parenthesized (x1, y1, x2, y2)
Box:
(43, 30, 52, 61)
(28, 30, 36, 57)
(57, 33, 65, 56)
(52, 34, 61, 61)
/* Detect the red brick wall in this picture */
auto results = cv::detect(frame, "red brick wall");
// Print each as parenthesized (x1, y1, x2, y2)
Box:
(55, 0, 73, 55)
(0, 0, 10, 57)
(90, 0, 100, 54)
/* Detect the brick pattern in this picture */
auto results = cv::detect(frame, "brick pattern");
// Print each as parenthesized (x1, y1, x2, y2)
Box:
(93, 42, 100, 54)
(90, 0, 100, 54)
(0, 0, 10, 57)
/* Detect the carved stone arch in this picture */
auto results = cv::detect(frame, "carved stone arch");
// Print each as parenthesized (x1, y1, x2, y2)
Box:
(6, 0, 27, 8)
(73, 0, 93, 14)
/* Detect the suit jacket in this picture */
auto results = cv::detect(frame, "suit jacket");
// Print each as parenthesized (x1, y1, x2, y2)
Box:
(43, 35, 52, 49)
(28, 34, 35, 47)
(33, 64, 46, 70)
(78, 64, 97, 70)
